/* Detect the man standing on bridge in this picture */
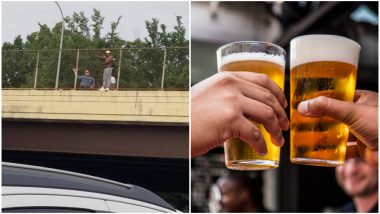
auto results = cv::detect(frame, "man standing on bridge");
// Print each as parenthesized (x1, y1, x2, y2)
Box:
(96, 50, 113, 91)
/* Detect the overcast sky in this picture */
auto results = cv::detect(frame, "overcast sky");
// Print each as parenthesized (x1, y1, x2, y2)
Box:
(2, 1, 189, 43)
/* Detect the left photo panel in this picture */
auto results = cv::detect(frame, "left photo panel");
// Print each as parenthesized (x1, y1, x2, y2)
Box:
(2, 1, 189, 213)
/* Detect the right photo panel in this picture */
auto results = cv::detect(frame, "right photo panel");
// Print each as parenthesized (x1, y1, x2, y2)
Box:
(191, 1, 378, 213)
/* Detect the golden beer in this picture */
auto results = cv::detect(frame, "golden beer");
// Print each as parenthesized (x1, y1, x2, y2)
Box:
(290, 35, 361, 166)
(217, 42, 286, 170)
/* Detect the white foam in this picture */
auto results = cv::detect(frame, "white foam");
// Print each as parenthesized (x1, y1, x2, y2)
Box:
(290, 35, 361, 70)
(218, 52, 285, 69)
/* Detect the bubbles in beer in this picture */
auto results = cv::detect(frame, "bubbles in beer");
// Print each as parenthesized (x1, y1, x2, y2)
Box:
(290, 62, 356, 166)
(290, 36, 359, 166)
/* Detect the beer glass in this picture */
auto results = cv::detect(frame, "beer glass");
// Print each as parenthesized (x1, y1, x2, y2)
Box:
(217, 41, 286, 170)
(290, 35, 361, 166)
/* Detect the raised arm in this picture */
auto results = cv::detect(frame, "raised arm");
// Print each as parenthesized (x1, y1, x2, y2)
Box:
(95, 54, 105, 59)
(72, 68, 78, 77)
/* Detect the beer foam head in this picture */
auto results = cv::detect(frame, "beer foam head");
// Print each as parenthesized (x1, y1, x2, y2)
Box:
(290, 35, 361, 69)
(218, 52, 285, 69)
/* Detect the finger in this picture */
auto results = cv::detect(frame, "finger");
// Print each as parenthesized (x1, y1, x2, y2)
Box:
(297, 96, 355, 124)
(237, 82, 289, 130)
(345, 141, 378, 168)
(364, 148, 378, 168)
(232, 117, 267, 156)
(345, 142, 360, 160)
(354, 90, 366, 102)
(241, 98, 284, 146)
(356, 140, 379, 167)
(355, 90, 377, 98)
(229, 72, 288, 108)
(348, 132, 356, 142)
(354, 90, 378, 106)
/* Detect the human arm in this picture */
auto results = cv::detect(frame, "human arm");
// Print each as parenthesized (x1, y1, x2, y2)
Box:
(72, 68, 85, 80)
(95, 54, 105, 59)
(72, 68, 78, 77)
(191, 72, 289, 157)
(297, 90, 378, 167)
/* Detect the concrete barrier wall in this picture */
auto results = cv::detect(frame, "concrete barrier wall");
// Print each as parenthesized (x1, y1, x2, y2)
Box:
(2, 90, 189, 124)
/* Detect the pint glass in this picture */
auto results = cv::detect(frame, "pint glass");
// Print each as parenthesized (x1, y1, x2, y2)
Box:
(290, 35, 361, 166)
(217, 41, 286, 170)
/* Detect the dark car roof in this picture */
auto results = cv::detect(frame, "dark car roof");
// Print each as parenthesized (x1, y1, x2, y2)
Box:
(2, 162, 175, 211)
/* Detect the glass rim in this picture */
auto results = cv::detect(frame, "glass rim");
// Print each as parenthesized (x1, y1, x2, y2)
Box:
(290, 34, 361, 50)
(216, 41, 286, 56)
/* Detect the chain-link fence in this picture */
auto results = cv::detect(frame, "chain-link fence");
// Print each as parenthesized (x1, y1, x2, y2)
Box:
(2, 47, 189, 90)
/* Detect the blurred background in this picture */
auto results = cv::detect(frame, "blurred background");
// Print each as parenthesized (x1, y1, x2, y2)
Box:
(191, 1, 378, 212)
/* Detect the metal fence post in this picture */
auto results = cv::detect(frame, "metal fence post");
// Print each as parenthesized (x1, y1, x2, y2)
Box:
(160, 47, 167, 89)
(74, 49, 80, 89)
(54, 1, 64, 90)
(34, 51, 40, 89)
(117, 49, 122, 89)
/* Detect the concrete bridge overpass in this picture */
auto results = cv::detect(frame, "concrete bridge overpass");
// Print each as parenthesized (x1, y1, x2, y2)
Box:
(3, 89, 188, 124)
(2, 89, 189, 194)
(3, 89, 189, 159)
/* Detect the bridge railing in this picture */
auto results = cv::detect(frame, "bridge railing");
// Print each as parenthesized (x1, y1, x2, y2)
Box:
(2, 47, 189, 90)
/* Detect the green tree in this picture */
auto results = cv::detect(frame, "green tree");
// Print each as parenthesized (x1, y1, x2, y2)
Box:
(120, 16, 188, 89)
(91, 9, 106, 48)
(2, 9, 188, 90)
(2, 36, 37, 88)
(107, 16, 124, 48)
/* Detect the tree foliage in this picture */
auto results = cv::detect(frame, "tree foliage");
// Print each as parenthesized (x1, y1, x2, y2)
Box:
(2, 9, 189, 89)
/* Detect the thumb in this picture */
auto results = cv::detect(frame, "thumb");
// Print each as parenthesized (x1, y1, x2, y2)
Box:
(297, 96, 356, 124)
